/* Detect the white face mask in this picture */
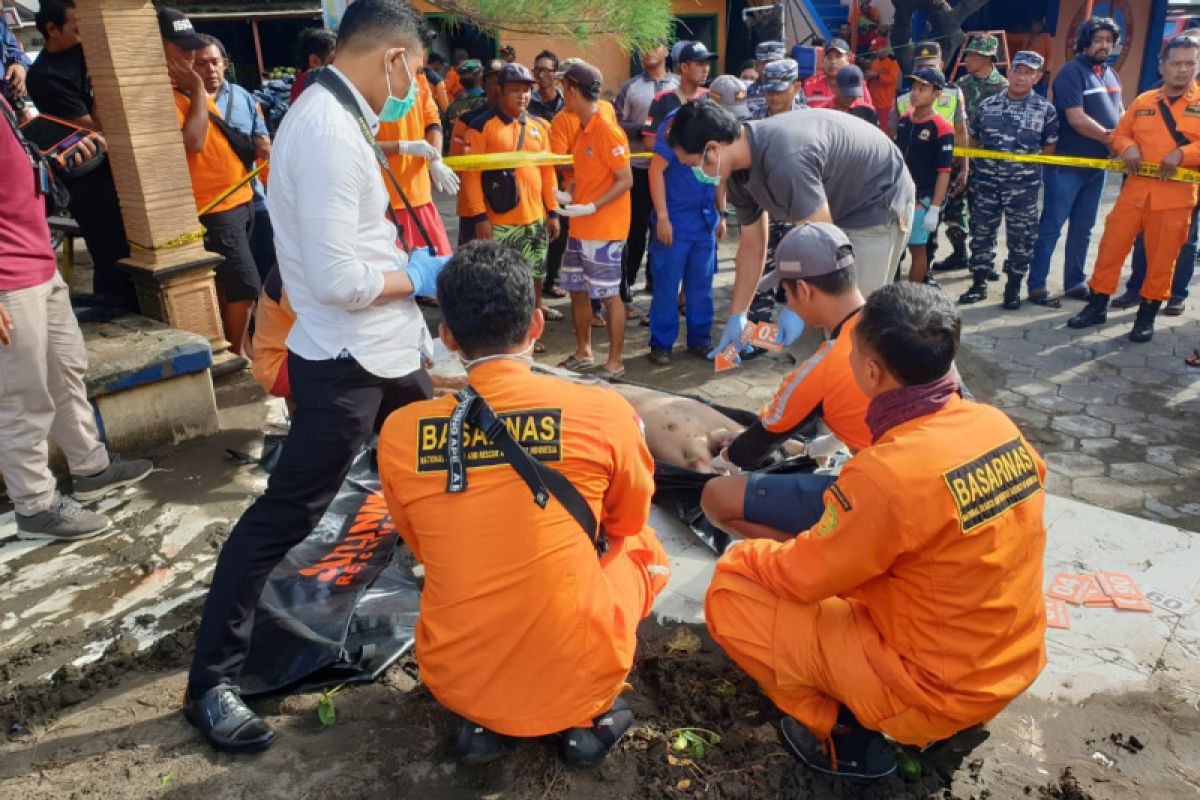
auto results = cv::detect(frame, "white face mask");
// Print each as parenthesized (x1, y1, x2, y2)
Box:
(458, 339, 537, 371)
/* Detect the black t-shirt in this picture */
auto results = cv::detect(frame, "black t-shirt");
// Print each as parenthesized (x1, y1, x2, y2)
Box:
(26, 45, 92, 122)
(642, 87, 708, 140)
(529, 88, 564, 122)
(895, 110, 955, 199)
(848, 105, 880, 127)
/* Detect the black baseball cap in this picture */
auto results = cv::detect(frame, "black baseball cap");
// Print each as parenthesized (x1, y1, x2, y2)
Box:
(675, 41, 719, 64)
(498, 63, 536, 85)
(835, 65, 865, 97)
(157, 7, 206, 50)
(560, 62, 603, 99)
(907, 66, 946, 89)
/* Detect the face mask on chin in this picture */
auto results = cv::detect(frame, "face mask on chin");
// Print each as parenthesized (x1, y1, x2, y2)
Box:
(380, 49, 417, 121)
(691, 145, 722, 186)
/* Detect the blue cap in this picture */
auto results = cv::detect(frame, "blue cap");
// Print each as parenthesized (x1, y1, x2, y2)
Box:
(906, 66, 947, 89)
(826, 38, 851, 54)
(762, 58, 799, 92)
(1011, 50, 1046, 70)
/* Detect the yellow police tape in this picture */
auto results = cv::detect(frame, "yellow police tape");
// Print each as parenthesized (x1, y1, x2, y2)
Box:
(126, 162, 268, 254)
(954, 147, 1200, 184)
(444, 147, 1200, 184)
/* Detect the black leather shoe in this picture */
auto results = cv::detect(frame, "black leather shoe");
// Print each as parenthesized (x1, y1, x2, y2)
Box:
(1129, 300, 1161, 343)
(931, 245, 968, 272)
(780, 711, 896, 781)
(560, 698, 634, 768)
(1110, 288, 1140, 309)
(184, 685, 275, 753)
(957, 276, 988, 305)
(1164, 296, 1185, 316)
(456, 719, 519, 765)
(1002, 277, 1022, 310)
(1066, 293, 1109, 329)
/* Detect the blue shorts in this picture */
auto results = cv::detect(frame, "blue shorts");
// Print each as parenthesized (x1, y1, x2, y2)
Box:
(743, 472, 837, 536)
(909, 199, 933, 246)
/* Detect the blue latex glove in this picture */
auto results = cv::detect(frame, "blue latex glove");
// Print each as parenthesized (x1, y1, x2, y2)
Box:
(774, 308, 806, 346)
(707, 313, 749, 361)
(405, 250, 451, 298)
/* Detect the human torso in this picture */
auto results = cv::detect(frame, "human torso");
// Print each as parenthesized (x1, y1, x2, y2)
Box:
(26, 45, 92, 121)
(268, 71, 428, 378)
(1053, 56, 1123, 158)
(727, 110, 913, 229)
(971, 91, 1058, 178)
(467, 109, 552, 225)
(378, 362, 652, 734)
(0, 98, 56, 290)
(896, 110, 956, 199)
(172, 90, 255, 214)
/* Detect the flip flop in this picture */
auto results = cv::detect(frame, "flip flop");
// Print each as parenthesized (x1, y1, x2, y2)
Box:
(1028, 291, 1062, 309)
(557, 355, 594, 371)
(594, 366, 626, 380)
(591, 314, 607, 328)
(1186, 350, 1200, 368)
(541, 306, 565, 322)
(543, 285, 568, 299)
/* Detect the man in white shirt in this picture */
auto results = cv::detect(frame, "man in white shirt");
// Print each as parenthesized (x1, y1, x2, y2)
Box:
(184, 0, 449, 753)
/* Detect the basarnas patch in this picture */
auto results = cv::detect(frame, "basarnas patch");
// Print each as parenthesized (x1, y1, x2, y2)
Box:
(416, 408, 563, 473)
(943, 437, 1042, 534)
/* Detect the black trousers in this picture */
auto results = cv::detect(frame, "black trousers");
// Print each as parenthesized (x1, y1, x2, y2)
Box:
(187, 353, 433, 695)
(200, 203, 260, 303)
(544, 216, 569, 288)
(250, 204, 277, 282)
(622, 168, 654, 301)
(66, 161, 138, 311)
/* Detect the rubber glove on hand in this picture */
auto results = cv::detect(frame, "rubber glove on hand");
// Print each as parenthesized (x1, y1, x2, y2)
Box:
(397, 140, 441, 160)
(774, 308, 805, 346)
(806, 434, 843, 459)
(429, 158, 460, 194)
(554, 189, 573, 206)
(405, 250, 451, 298)
(922, 204, 941, 232)
(557, 203, 596, 218)
(707, 313, 749, 360)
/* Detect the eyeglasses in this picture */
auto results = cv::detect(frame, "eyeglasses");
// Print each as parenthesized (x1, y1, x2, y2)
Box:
(533, 67, 555, 74)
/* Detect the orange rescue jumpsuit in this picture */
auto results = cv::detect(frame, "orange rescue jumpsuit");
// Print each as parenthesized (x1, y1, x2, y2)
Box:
(706, 395, 1047, 747)
(1088, 84, 1200, 302)
(249, 267, 294, 398)
(379, 360, 670, 736)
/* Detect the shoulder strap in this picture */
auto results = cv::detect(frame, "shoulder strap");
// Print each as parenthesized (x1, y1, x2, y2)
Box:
(223, 83, 235, 121)
(446, 387, 608, 558)
(313, 68, 436, 255)
(516, 116, 527, 151)
(1157, 97, 1192, 149)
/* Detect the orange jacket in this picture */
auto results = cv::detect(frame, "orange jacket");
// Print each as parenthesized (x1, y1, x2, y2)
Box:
(461, 110, 558, 225)
(868, 57, 901, 120)
(1112, 84, 1200, 210)
(568, 110, 632, 241)
(444, 68, 462, 101)
(173, 91, 254, 215)
(716, 395, 1047, 732)
(758, 310, 872, 452)
(380, 361, 667, 736)
(376, 73, 442, 210)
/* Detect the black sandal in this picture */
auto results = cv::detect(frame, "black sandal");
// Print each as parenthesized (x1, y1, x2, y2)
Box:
(1028, 291, 1062, 309)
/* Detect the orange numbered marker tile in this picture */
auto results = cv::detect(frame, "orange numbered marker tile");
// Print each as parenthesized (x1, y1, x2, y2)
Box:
(1094, 571, 1144, 601)
(747, 322, 782, 351)
(1112, 596, 1153, 612)
(1046, 572, 1090, 605)
(1081, 576, 1108, 604)
(1045, 596, 1071, 629)
(714, 344, 740, 373)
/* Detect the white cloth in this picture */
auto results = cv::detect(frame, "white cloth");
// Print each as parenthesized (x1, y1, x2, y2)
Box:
(267, 66, 429, 379)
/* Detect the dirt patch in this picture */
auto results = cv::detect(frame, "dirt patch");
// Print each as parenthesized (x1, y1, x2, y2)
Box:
(9, 614, 1195, 800)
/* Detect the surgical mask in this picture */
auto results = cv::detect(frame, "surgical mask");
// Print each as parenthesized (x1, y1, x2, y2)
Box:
(692, 146, 721, 185)
(459, 340, 537, 371)
(380, 49, 417, 121)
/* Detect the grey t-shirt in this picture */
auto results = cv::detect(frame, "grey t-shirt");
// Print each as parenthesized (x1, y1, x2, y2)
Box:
(727, 109, 915, 230)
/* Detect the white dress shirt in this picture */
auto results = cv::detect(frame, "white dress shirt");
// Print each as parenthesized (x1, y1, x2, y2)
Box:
(267, 66, 430, 379)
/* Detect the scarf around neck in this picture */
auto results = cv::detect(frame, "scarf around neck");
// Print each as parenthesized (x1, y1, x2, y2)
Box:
(865, 371, 961, 443)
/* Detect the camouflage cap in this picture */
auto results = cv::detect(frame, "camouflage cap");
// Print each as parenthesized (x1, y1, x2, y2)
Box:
(1011, 50, 1045, 70)
(964, 34, 1000, 58)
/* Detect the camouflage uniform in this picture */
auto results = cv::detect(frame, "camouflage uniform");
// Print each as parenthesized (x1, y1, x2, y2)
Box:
(961, 51, 1059, 305)
(937, 36, 1008, 269)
